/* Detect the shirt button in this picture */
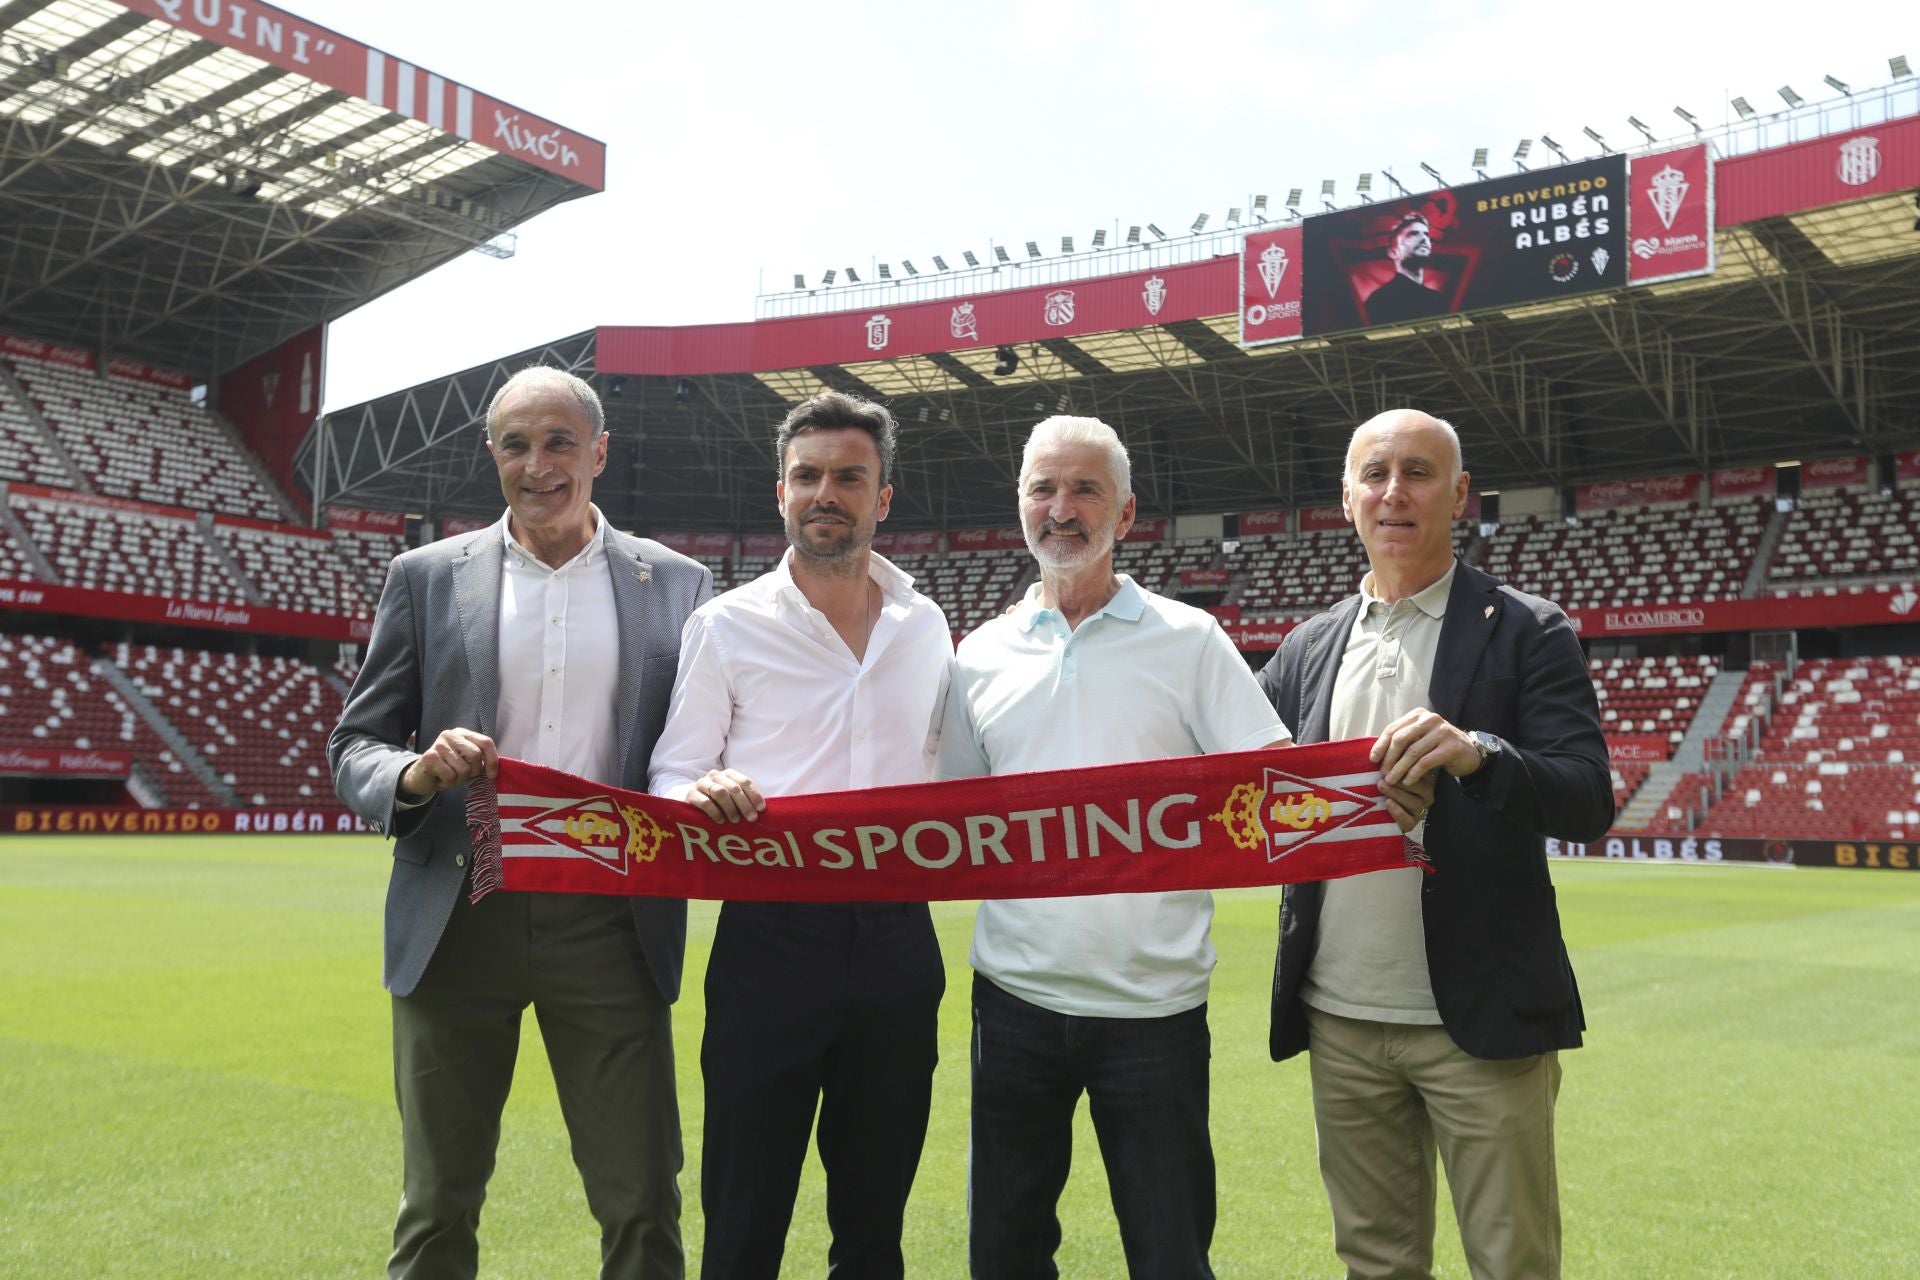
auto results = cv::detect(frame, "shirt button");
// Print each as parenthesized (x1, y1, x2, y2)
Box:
(550, 667, 558, 674)
(545, 723, 555, 731)
(550, 617, 560, 625)
(455, 853, 466, 867)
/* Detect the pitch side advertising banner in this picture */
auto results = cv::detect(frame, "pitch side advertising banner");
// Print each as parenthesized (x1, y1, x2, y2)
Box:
(325, 506, 405, 534)
(1300, 505, 1349, 532)
(1563, 582, 1920, 638)
(0, 746, 132, 778)
(110, 0, 606, 188)
(1239, 226, 1305, 347)
(1604, 735, 1670, 763)
(871, 531, 943, 555)
(1627, 145, 1715, 285)
(1239, 509, 1289, 537)
(5, 805, 374, 835)
(0, 579, 369, 642)
(1548, 834, 1918, 870)
(1304, 156, 1627, 336)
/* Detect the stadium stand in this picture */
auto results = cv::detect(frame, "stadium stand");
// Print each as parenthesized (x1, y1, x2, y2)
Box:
(0, 632, 215, 806)
(1231, 524, 1475, 619)
(10, 490, 245, 602)
(114, 645, 346, 808)
(0, 381, 75, 488)
(330, 527, 409, 602)
(1114, 537, 1218, 594)
(1768, 488, 1920, 585)
(916, 550, 1033, 633)
(3, 352, 282, 520)
(1479, 499, 1770, 609)
(213, 521, 375, 620)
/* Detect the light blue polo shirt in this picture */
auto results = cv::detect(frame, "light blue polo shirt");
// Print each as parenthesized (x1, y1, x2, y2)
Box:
(938, 575, 1287, 1017)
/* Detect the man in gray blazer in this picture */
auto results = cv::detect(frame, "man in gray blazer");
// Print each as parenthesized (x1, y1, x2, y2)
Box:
(330, 365, 712, 1280)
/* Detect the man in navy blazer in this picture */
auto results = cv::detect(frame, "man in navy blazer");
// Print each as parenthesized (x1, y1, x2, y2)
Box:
(1256, 409, 1612, 1280)
(330, 366, 711, 1280)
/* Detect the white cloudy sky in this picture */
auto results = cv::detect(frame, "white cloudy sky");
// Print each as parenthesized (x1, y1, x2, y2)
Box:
(299, 0, 1915, 409)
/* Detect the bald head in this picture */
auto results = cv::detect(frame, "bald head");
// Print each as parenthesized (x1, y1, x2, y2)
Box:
(1346, 410, 1461, 484)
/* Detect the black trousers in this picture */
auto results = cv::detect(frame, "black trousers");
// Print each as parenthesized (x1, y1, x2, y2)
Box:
(699, 901, 945, 1280)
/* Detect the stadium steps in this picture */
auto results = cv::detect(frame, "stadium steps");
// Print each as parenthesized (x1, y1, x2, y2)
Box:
(1616, 667, 1749, 828)
(91, 656, 238, 807)
(321, 669, 352, 700)
(0, 482, 60, 582)
(207, 407, 306, 525)
(0, 357, 86, 489)
(195, 512, 264, 606)
(1743, 503, 1789, 597)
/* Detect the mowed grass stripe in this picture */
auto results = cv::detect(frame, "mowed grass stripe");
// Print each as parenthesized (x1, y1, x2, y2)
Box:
(2, 840, 1915, 1277)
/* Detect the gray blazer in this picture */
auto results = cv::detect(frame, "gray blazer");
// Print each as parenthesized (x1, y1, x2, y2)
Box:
(328, 524, 713, 1000)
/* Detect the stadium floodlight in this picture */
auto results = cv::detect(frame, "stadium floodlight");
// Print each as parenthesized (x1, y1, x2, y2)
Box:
(1356, 173, 1373, 204)
(1541, 134, 1569, 162)
(877, 263, 892, 279)
(932, 255, 950, 271)
(992, 345, 1019, 376)
(1582, 126, 1611, 154)
(1253, 193, 1269, 221)
(1513, 139, 1533, 171)
(1628, 115, 1657, 144)
(902, 260, 919, 276)
(1190, 213, 1209, 234)
(845, 267, 860, 282)
(1320, 178, 1336, 197)
(823, 269, 837, 285)
(1061, 236, 1074, 254)
(1091, 228, 1107, 247)
(792, 274, 805, 290)
(1893, 55, 1912, 79)
(962, 250, 980, 267)
(1674, 105, 1700, 132)
(1126, 225, 1141, 244)
(1731, 96, 1755, 118)
(1419, 161, 1446, 185)
(1227, 207, 1241, 225)
(993, 245, 1011, 264)
(1470, 147, 1489, 178)
(1823, 74, 1851, 96)
(1024, 240, 1041, 259)
(1148, 223, 1167, 240)
(1778, 85, 1804, 108)
(1284, 188, 1302, 210)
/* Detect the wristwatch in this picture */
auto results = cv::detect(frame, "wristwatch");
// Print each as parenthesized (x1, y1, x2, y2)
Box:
(1469, 730, 1502, 770)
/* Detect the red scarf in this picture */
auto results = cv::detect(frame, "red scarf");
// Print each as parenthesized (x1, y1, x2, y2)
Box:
(465, 737, 1424, 904)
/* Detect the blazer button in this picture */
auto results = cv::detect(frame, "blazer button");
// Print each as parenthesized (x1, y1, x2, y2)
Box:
(456, 854, 466, 867)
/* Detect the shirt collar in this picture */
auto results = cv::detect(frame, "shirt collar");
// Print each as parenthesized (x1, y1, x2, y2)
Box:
(1359, 561, 1455, 620)
(499, 503, 607, 572)
(774, 546, 915, 606)
(1014, 573, 1146, 634)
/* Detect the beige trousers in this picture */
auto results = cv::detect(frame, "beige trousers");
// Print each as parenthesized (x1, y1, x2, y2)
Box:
(1304, 1006, 1562, 1280)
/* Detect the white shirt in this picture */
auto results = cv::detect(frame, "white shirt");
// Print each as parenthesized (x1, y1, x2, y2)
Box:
(494, 507, 620, 781)
(1302, 565, 1455, 1024)
(938, 575, 1288, 1018)
(649, 550, 952, 801)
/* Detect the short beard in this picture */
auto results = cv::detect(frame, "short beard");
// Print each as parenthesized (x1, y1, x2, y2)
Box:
(787, 508, 870, 577)
(1024, 517, 1115, 572)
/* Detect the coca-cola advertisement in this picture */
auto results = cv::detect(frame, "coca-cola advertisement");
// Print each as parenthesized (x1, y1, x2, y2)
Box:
(438, 517, 495, 539)
(1799, 456, 1869, 491)
(1, 332, 92, 370)
(1180, 568, 1231, 589)
(1711, 466, 1775, 499)
(739, 534, 788, 558)
(949, 527, 1028, 552)
(871, 531, 943, 555)
(1299, 505, 1349, 532)
(325, 506, 406, 534)
(1575, 473, 1700, 513)
(1238, 509, 1288, 538)
(1122, 517, 1168, 544)
(652, 532, 737, 558)
(1899, 451, 1920, 484)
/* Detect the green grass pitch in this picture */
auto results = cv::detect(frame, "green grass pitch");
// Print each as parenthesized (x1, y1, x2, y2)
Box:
(3, 837, 1917, 1277)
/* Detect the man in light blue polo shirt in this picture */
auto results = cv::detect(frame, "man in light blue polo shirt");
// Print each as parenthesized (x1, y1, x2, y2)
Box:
(936, 415, 1290, 1279)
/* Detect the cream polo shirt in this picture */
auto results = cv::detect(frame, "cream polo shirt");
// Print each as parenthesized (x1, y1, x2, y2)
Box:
(1300, 563, 1455, 1024)
(938, 575, 1288, 1018)
(648, 549, 952, 800)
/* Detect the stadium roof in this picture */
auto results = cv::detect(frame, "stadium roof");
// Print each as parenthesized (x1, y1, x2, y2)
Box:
(305, 90, 1920, 534)
(0, 0, 604, 378)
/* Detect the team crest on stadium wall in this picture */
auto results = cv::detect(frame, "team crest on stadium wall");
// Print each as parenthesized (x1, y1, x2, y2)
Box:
(1258, 242, 1290, 297)
(1646, 164, 1689, 229)
(1210, 768, 1380, 862)
(865, 313, 893, 351)
(1836, 136, 1880, 187)
(950, 302, 979, 342)
(1043, 290, 1076, 326)
(1142, 275, 1167, 316)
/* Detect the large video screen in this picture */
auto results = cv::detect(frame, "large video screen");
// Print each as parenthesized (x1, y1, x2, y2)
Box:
(1302, 155, 1628, 336)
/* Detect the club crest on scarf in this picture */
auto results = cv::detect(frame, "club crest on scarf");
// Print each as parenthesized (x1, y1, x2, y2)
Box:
(1210, 767, 1379, 862)
(517, 795, 668, 875)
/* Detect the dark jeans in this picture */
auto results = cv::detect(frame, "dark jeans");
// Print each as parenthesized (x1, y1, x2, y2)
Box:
(700, 901, 945, 1280)
(968, 973, 1215, 1280)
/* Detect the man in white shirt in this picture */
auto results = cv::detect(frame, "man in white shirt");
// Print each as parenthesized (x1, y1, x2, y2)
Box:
(936, 415, 1297, 1279)
(330, 366, 712, 1280)
(649, 391, 952, 1280)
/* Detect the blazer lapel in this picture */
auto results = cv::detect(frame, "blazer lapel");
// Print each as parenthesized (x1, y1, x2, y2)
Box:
(451, 532, 503, 736)
(605, 533, 654, 786)
(1303, 594, 1365, 743)
(1427, 559, 1500, 725)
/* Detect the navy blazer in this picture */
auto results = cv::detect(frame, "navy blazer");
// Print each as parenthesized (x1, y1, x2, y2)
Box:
(1255, 558, 1613, 1062)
